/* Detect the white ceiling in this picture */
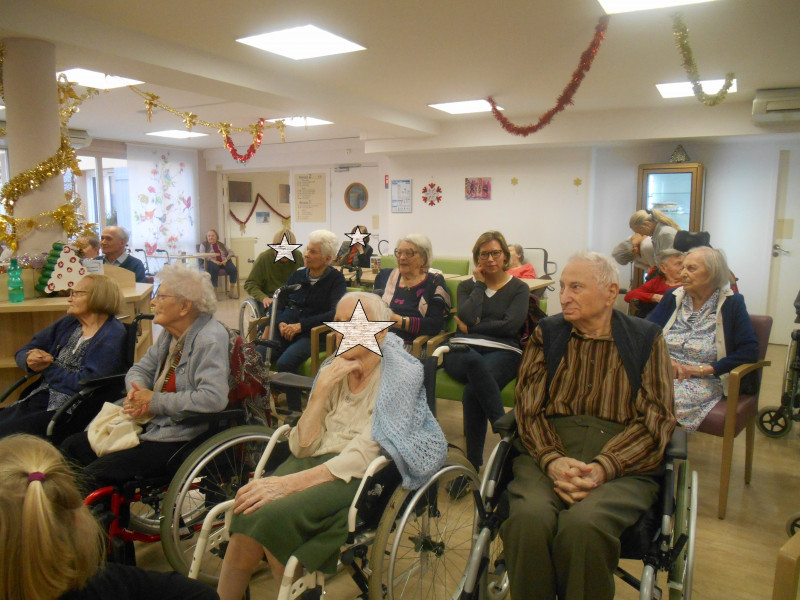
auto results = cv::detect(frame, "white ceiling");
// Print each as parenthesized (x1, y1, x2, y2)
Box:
(1, 0, 799, 152)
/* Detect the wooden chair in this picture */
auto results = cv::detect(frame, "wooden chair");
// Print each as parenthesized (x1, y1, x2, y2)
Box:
(697, 314, 772, 519)
(773, 533, 800, 600)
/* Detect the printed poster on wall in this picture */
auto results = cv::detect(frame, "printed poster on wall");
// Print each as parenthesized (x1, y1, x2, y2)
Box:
(294, 172, 327, 222)
(391, 179, 413, 213)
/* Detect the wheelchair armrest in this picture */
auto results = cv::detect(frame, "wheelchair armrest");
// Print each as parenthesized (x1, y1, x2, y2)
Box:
(0, 372, 39, 404)
(665, 427, 688, 460)
(171, 407, 246, 426)
(348, 455, 392, 535)
(77, 374, 128, 389)
(270, 372, 315, 393)
(425, 331, 455, 358)
(492, 409, 518, 436)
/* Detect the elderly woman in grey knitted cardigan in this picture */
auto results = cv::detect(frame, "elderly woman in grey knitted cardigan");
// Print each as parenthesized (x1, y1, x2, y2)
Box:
(217, 292, 447, 600)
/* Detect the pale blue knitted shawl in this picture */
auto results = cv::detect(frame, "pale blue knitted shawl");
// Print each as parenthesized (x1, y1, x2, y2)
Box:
(370, 333, 447, 488)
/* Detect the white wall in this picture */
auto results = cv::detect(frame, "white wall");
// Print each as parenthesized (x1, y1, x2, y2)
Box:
(223, 170, 290, 248)
(200, 133, 800, 316)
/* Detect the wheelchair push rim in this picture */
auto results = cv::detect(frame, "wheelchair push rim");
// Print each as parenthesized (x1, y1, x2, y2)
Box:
(160, 425, 275, 585)
(369, 451, 479, 600)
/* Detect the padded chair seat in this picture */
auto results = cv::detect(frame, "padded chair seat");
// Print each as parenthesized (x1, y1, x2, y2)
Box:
(697, 394, 758, 437)
(435, 370, 516, 408)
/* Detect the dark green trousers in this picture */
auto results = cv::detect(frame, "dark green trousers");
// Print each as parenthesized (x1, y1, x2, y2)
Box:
(500, 416, 660, 600)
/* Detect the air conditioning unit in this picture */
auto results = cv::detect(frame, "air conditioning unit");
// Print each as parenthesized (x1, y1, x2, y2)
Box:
(752, 88, 800, 124)
(0, 124, 93, 149)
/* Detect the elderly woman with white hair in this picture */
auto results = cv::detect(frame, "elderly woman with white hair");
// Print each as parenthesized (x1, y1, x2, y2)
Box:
(648, 246, 759, 431)
(273, 229, 346, 410)
(216, 292, 447, 600)
(61, 263, 230, 492)
(373, 234, 450, 346)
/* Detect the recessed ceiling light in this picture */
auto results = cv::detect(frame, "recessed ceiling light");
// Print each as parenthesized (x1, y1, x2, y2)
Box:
(146, 130, 208, 139)
(428, 100, 502, 115)
(598, 0, 717, 14)
(237, 25, 365, 60)
(60, 68, 143, 89)
(656, 78, 737, 98)
(268, 117, 333, 127)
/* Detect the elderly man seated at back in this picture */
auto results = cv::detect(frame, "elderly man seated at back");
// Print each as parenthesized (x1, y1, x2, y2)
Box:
(100, 226, 146, 283)
(501, 250, 676, 600)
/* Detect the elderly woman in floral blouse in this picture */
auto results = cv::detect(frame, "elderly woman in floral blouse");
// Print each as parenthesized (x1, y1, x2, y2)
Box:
(648, 246, 758, 431)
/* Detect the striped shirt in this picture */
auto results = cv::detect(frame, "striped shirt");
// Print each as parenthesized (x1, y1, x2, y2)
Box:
(515, 325, 675, 480)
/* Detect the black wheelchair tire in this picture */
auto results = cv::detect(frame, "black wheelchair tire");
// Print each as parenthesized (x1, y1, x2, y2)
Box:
(238, 298, 263, 343)
(368, 450, 479, 600)
(159, 425, 275, 585)
(756, 407, 793, 438)
(786, 512, 800, 538)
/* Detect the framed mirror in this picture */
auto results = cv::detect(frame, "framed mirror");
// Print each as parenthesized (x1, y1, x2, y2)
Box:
(637, 162, 704, 232)
(345, 182, 368, 211)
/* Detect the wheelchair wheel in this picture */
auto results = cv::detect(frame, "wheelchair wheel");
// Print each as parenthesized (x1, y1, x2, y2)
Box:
(668, 461, 698, 600)
(368, 451, 479, 600)
(160, 424, 276, 585)
(239, 298, 264, 343)
(785, 512, 800, 538)
(756, 406, 793, 438)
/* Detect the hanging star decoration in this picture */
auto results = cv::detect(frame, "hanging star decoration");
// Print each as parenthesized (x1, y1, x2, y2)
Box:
(324, 300, 394, 357)
(573, 178, 583, 187)
(268, 234, 302, 262)
(345, 228, 369, 248)
(511, 177, 519, 186)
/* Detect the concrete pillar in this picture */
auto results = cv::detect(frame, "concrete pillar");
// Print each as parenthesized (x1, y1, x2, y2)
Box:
(2, 38, 64, 255)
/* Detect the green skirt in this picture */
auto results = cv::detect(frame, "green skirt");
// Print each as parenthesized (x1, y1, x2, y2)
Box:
(229, 453, 361, 574)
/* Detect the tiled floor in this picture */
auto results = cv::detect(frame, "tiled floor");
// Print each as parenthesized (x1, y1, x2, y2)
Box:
(136, 297, 800, 599)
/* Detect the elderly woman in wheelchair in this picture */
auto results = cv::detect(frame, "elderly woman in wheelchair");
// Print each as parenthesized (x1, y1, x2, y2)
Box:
(216, 292, 448, 600)
(61, 263, 230, 492)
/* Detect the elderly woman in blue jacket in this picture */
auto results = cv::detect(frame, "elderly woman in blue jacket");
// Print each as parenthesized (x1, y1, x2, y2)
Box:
(0, 274, 127, 439)
(648, 246, 758, 432)
(61, 263, 230, 492)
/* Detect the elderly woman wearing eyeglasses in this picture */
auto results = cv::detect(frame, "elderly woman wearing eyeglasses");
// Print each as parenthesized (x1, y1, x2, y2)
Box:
(0, 274, 127, 439)
(61, 263, 230, 493)
(373, 234, 451, 348)
(443, 231, 529, 494)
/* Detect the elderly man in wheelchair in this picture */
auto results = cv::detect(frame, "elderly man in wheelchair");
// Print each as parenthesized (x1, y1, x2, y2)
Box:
(214, 291, 449, 599)
(497, 251, 679, 600)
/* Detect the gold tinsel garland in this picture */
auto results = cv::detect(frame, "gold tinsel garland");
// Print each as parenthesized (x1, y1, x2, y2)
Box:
(0, 198, 91, 253)
(672, 13, 735, 107)
(0, 135, 80, 214)
(128, 85, 286, 146)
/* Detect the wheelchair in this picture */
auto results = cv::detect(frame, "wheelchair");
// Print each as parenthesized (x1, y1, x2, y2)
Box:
(188, 348, 482, 599)
(79, 320, 305, 585)
(757, 328, 800, 438)
(458, 409, 697, 600)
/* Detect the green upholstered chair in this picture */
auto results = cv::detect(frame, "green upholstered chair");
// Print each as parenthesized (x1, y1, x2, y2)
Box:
(378, 255, 397, 270)
(432, 257, 470, 276)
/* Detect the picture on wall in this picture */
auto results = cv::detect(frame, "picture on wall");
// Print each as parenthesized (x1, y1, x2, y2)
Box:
(229, 180, 252, 203)
(279, 183, 290, 204)
(465, 177, 492, 200)
(255, 211, 270, 223)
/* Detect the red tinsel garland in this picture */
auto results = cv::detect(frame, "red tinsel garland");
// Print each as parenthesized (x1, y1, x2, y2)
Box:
(229, 192, 291, 229)
(488, 15, 610, 137)
(226, 118, 266, 163)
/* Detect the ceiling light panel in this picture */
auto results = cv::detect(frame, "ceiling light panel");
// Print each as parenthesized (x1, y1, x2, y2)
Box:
(268, 117, 333, 127)
(428, 100, 501, 115)
(656, 78, 737, 98)
(146, 130, 208, 139)
(237, 25, 365, 60)
(60, 68, 143, 89)
(598, 0, 717, 14)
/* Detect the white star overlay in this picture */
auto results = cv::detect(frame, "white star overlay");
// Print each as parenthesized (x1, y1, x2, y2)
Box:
(324, 300, 394, 357)
(268, 234, 303, 262)
(345, 229, 369, 248)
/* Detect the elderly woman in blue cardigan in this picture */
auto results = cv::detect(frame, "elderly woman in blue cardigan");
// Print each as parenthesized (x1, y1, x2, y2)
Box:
(648, 246, 758, 432)
(0, 274, 127, 439)
(216, 292, 447, 600)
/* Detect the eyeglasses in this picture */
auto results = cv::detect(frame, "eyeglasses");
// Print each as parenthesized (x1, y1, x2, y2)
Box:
(394, 249, 418, 258)
(153, 292, 178, 302)
(68, 289, 89, 297)
(478, 250, 504, 261)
